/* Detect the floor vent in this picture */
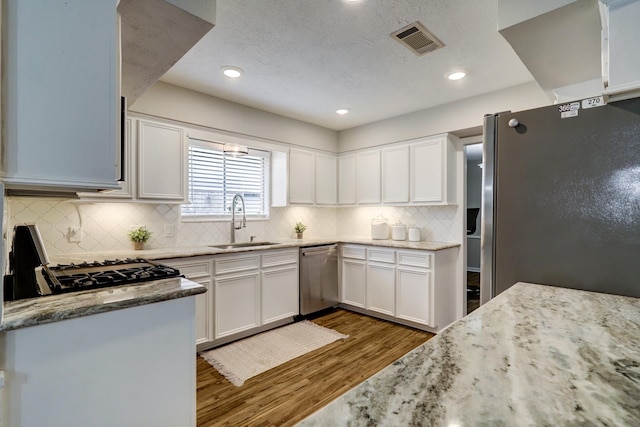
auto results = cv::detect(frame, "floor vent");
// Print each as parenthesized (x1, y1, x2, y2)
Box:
(390, 21, 444, 56)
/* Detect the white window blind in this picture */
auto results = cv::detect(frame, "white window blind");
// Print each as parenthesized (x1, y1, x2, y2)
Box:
(182, 140, 270, 218)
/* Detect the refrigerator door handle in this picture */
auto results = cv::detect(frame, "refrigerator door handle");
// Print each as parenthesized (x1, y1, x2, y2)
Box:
(480, 113, 499, 304)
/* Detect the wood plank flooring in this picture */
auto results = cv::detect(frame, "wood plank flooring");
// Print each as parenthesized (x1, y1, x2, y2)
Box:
(196, 309, 434, 426)
(467, 271, 480, 314)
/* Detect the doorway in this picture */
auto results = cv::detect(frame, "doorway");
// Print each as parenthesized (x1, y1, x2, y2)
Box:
(464, 143, 482, 314)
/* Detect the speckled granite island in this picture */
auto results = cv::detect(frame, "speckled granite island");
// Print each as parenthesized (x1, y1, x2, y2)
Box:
(298, 282, 640, 426)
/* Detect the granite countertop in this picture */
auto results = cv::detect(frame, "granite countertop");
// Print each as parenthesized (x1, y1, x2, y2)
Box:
(48, 237, 460, 264)
(298, 282, 640, 426)
(0, 278, 206, 333)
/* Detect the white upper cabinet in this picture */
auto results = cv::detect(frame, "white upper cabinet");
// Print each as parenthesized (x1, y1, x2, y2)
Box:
(338, 154, 357, 205)
(289, 149, 316, 204)
(137, 119, 187, 202)
(356, 150, 381, 204)
(289, 148, 337, 205)
(315, 153, 337, 205)
(411, 135, 457, 205)
(603, 0, 640, 99)
(3, 0, 120, 192)
(382, 146, 410, 203)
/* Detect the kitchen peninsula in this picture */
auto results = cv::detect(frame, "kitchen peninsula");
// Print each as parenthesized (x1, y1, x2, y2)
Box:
(0, 278, 205, 427)
(299, 282, 640, 426)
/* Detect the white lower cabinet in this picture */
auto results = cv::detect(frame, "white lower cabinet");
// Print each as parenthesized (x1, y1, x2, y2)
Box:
(163, 248, 299, 350)
(396, 267, 432, 326)
(366, 263, 395, 316)
(160, 257, 213, 346)
(340, 244, 457, 332)
(342, 260, 366, 307)
(261, 249, 299, 324)
(215, 271, 261, 338)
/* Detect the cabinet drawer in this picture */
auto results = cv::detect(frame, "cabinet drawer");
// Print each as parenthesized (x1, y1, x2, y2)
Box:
(342, 245, 366, 260)
(214, 254, 260, 275)
(367, 248, 395, 264)
(262, 249, 298, 268)
(397, 251, 432, 269)
(175, 262, 210, 279)
(160, 258, 210, 279)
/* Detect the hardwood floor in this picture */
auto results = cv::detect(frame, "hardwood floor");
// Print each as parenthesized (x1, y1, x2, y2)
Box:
(196, 309, 434, 426)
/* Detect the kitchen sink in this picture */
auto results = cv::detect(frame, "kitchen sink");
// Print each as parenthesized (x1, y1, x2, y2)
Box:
(209, 242, 280, 250)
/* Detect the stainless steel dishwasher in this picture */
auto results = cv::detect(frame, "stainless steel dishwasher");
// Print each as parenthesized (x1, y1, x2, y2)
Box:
(299, 244, 339, 316)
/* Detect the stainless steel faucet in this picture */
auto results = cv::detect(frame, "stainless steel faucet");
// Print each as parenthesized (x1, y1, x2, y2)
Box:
(230, 193, 246, 243)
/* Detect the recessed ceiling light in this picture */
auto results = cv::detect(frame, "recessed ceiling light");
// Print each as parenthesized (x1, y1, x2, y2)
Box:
(336, 108, 350, 115)
(447, 71, 466, 81)
(222, 66, 243, 79)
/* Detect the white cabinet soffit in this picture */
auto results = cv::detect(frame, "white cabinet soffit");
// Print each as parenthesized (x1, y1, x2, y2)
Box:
(498, 0, 602, 101)
(118, 0, 215, 105)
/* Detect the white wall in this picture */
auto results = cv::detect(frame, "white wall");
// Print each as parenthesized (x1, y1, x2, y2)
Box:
(130, 81, 339, 152)
(338, 81, 550, 152)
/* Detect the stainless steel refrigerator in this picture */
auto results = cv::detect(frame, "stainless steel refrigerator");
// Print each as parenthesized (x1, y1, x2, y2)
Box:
(481, 96, 640, 301)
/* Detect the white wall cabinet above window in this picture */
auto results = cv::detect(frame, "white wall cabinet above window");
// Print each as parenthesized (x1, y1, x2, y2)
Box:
(137, 119, 188, 202)
(3, 0, 120, 193)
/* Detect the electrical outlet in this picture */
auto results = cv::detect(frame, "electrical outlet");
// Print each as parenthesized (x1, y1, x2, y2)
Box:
(68, 226, 82, 243)
(164, 224, 175, 238)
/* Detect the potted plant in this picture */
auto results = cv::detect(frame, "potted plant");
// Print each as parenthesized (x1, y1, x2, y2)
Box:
(294, 222, 307, 239)
(128, 226, 152, 250)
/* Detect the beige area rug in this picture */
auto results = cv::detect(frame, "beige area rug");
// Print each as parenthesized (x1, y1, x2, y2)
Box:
(200, 320, 349, 386)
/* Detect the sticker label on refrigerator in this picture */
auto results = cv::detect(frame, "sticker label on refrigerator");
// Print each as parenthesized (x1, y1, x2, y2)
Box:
(561, 110, 579, 119)
(582, 96, 606, 109)
(558, 102, 580, 118)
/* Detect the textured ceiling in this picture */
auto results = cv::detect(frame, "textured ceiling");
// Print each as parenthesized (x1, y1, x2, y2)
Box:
(160, 0, 535, 131)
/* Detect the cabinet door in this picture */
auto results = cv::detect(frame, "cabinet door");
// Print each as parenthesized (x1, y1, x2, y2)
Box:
(356, 150, 381, 204)
(78, 117, 134, 200)
(261, 265, 299, 324)
(160, 257, 213, 346)
(315, 153, 337, 205)
(137, 120, 186, 201)
(411, 139, 443, 203)
(383, 146, 410, 203)
(338, 155, 357, 205)
(341, 259, 366, 307)
(396, 267, 434, 326)
(194, 279, 213, 345)
(215, 272, 261, 338)
(366, 263, 395, 316)
(3, 0, 119, 191)
(289, 149, 316, 204)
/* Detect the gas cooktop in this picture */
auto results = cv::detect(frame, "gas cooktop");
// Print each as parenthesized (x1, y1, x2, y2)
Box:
(44, 258, 182, 295)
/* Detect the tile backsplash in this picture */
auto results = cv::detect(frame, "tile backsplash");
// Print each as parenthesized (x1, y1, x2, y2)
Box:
(6, 197, 460, 255)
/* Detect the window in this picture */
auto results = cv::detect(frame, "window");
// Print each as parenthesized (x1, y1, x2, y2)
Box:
(181, 139, 270, 219)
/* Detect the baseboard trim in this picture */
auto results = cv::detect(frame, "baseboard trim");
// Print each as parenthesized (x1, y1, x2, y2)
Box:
(466, 267, 480, 273)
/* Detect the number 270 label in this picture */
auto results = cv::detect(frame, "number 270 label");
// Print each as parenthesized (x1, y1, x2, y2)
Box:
(582, 96, 606, 109)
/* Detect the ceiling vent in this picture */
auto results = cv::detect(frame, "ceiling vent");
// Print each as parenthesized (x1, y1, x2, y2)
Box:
(390, 21, 444, 56)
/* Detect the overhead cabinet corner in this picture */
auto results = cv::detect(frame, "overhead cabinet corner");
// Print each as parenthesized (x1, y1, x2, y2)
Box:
(288, 148, 337, 205)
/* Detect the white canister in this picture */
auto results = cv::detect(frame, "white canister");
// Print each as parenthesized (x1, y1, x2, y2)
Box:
(391, 223, 406, 241)
(408, 226, 421, 242)
(371, 217, 389, 240)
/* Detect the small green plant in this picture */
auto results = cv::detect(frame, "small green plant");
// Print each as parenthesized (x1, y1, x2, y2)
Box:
(294, 222, 307, 234)
(128, 226, 152, 243)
